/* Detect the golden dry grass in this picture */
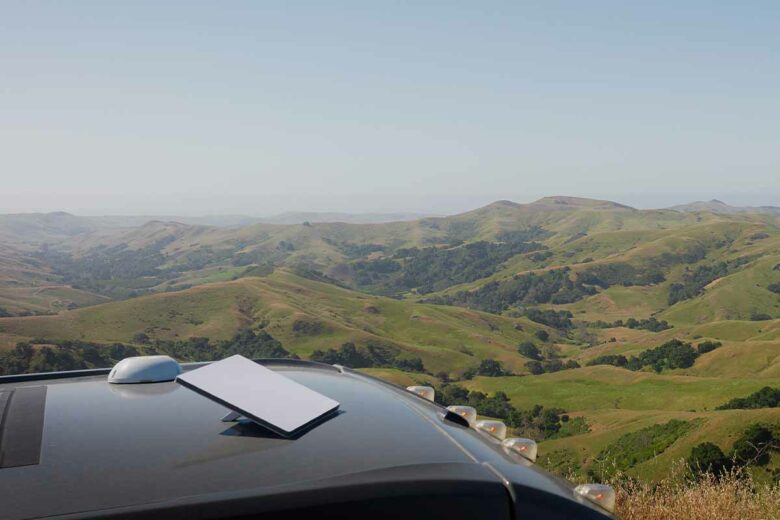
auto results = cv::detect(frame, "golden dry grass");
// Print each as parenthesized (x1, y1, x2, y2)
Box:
(611, 468, 780, 520)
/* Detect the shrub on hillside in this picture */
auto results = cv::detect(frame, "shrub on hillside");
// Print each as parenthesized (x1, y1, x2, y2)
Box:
(731, 424, 778, 467)
(716, 387, 780, 410)
(525, 360, 544, 375)
(476, 358, 508, 376)
(591, 420, 697, 479)
(624, 317, 672, 332)
(586, 354, 628, 367)
(696, 340, 722, 354)
(517, 341, 542, 360)
(687, 442, 732, 478)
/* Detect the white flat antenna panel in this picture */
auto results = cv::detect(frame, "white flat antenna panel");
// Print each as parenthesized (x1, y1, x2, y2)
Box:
(176, 355, 339, 437)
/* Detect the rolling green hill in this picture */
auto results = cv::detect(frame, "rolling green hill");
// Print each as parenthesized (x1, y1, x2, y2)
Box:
(0, 270, 552, 376)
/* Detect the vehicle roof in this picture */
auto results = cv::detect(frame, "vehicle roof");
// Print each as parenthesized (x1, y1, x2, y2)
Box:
(0, 360, 610, 519)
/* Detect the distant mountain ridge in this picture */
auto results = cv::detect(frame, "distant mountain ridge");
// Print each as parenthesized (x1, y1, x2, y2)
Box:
(0, 211, 436, 231)
(256, 211, 433, 225)
(7, 196, 780, 233)
(670, 199, 780, 216)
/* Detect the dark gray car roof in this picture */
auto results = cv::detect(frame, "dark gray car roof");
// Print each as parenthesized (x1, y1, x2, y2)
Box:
(0, 360, 611, 519)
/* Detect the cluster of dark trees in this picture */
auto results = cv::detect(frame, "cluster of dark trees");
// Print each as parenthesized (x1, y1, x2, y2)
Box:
(589, 317, 672, 332)
(587, 339, 720, 372)
(147, 329, 292, 361)
(33, 238, 287, 299)
(586, 354, 629, 368)
(576, 262, 665, 288)
(426, 259, 673, 315)
(520, 308, 574, 329)
(668, 257, 752, 305)
(435, 384, 578, 440)
(309, 342, 426, 373)
(322, 240, 387, 258)
(350, 258, 401, 289)
(33, 239, 177, 298)
(525, 358, 581, 375)
(696, 340, 722, 354)
(518, 342, 543, 360)
(458, 358, 511, 379)
(717, 387, 780, 410)
(687, 424, 780, 479)
(351, 239, 546, 295)
(0, 329, 293, 376)
(426, 267, 596, 313)
(517, 341, 580, 374)
(0, 307, 13, 317)
(529, 250, 553, 263)
(0, 341, 141, 375)
(633, 339, 703, 370)
(291, 267, 347, 288)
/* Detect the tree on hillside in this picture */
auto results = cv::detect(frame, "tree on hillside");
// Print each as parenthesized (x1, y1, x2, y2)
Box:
(525, 360, 544, 375)
(732, 425, 778, 467)
(517, 341, 542, 360)
(687, 442, 732, 478)
(535, 330, 550, 342)
(542, 359, 564, 373)
(477, 358, 507, 377)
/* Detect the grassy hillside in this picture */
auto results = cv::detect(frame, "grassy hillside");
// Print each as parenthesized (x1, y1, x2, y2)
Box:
(0, 270, 548, 376)
(461, 365, 780, 481)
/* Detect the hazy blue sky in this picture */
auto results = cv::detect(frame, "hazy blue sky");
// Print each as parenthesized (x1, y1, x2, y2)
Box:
(1, 1, 778, 215)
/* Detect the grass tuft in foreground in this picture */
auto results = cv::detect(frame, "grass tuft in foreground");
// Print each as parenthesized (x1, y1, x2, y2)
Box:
(610, 466, 780, 520)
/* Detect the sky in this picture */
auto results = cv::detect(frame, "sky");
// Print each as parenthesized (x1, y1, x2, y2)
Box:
(1, 1, 778, 216)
